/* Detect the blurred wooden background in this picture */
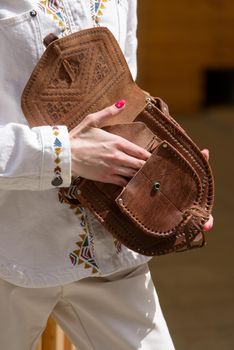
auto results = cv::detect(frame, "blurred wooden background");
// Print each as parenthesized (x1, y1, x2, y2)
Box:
(137, 1, 234, 350)
(36, 318, 75, 350)
(137, 0, 234, 113)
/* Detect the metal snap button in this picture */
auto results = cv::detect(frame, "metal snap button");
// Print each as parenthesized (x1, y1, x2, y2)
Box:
(30, 10, 37, 17)
(152, 181, 161, 192)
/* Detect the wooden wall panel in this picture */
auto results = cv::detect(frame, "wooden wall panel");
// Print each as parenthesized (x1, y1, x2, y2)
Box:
(137, 0, 234, 113)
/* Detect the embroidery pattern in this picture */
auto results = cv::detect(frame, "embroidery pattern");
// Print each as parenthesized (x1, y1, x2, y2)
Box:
(69, 207, 99, 274)
(90, 0, 109, 26)
(51, 126, 63, 187)
(95, 0, 109, 17)
(40, 0, 100, 274)
(39, 0, 71, 35)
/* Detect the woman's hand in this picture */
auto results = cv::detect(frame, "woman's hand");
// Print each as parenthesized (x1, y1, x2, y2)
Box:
(69, 100, 151, 187)
(201, 148, 214, 232)
(70, 103, 214, 231)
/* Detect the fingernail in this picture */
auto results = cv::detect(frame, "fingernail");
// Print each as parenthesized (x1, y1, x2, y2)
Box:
(203, 224, 212, 232)
(115, 99, 126, 109)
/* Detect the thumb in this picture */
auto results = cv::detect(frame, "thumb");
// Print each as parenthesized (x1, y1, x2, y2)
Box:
(82, 99, 126, 129)
(201, 148, 209, 161)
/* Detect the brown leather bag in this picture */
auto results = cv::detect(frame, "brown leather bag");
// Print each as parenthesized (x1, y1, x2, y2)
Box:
(21, 27, 214, 256)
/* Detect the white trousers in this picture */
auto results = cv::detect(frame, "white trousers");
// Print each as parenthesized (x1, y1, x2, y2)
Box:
(0, 264, 175, 350)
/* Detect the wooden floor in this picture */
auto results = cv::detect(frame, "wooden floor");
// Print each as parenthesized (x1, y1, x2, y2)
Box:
(149, 107, 234, 350)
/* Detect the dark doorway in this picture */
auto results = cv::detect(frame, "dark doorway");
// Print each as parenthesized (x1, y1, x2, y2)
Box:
(204, 69, 234, 107)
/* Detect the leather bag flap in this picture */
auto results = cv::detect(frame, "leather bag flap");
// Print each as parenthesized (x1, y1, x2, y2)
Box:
(115, 141, 202, 236)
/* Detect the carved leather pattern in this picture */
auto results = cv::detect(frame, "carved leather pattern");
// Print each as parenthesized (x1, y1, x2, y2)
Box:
(22, 29, 126, 131)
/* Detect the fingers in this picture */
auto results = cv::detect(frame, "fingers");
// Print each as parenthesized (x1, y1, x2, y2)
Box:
(117, 137, 151, 161)
(112, 152, 146, 170)
(112, 176, 128, 187)
(81, 99, 126, 129)
(104, 175, 128, 187)
(203, 214, 214, 232)
(193, 214, 213, 242)
(201, 150, 213, 231)
(201, 148, 209, 161)
(112, 166, 138, 178)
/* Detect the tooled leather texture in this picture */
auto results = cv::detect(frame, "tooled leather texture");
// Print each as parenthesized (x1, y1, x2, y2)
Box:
(21, 27, 214, 256)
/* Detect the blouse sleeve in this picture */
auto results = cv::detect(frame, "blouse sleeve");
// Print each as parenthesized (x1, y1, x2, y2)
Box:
(0, 123, 71, 191)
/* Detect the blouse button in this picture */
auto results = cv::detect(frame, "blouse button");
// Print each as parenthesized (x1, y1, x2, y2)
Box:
(51, 177, 63, 187)
(30, 10, 37, 17)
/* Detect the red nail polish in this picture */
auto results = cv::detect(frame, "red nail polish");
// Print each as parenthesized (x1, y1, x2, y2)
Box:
(204, 224, 212, 232)
(115, 99, 125, 109)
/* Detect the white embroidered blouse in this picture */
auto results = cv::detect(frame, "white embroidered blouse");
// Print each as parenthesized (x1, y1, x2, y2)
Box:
(0, 0, 150, 288)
